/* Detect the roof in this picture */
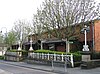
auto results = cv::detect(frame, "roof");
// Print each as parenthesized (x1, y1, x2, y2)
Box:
(42, 39, 65, 43)
(23, 41, 37, 45)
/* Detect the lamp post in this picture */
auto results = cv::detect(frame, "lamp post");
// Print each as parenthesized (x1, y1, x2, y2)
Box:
(18, 40, 21, 50)
(81, 25, 91, 62)
(18, 31, 22, 50)
(29, 32, 33, 51)
(81, 25, 90, 51)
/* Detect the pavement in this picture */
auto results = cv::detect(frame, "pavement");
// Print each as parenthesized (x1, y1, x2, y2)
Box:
(0, 60, 100, 74)
(0, 60, 53, 71)
(0, 69, 13, 74)
(0, 60, 62, 73)
(0, 60, 71, 74)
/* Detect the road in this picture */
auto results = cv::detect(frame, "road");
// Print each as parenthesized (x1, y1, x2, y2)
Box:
(0, 60, 100, 74)
(0, 62, 57, 74)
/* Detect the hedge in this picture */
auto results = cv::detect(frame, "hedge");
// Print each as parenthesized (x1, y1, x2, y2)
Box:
(0, 56, 4, 60)
(91, 52, 100, 60)
(34, 49, 65, 54)
(7, 49, 82, 62)
(34, 49, 82, 62)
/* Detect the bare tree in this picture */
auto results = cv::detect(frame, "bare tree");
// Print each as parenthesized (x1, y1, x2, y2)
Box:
(33, 0, 100, 40)
(12, 19, 33, 44)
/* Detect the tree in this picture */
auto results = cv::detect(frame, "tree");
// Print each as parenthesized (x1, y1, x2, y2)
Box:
(12, 19, 33, 45)
(5, 31, 16, 49)
(33, 0, 100, 40)
(0, 33, 3, 43)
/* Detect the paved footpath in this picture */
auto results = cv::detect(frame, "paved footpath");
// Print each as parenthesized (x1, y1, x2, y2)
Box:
(0, 60, 100, 74)
(0, 69, 12, 74)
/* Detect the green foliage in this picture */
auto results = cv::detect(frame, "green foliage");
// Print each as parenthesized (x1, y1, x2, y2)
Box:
(34, 49, 53, 54)
(7, 49, 82, 62)
(73, 53, 82, 62)
(91, 52, 100, 60)
(7, 31, 16, 45)
(3, 31, 16, 46)
(0, 56, 4, 60)
(34, 49, 82, 62)
(34, 49, 66, 54)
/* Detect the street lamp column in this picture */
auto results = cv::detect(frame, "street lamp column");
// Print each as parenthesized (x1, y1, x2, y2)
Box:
(29, 33, 33, 51)
(18, 41, 21, 50)
(81, 25, 91, 62)
(82, 25, 90, 51)
(85, 29, 87, 46)
(29, 37, 33, 51)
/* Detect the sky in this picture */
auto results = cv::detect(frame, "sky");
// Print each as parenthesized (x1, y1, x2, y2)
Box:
(0, 0, 100, 33)
(0, 0, 44, 33)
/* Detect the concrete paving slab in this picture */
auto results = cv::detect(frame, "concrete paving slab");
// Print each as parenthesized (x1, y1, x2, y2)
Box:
(0, 69, 13, 74)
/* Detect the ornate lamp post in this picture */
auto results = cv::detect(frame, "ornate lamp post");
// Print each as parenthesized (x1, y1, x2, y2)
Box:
(28, 32, 33, 59)
(29, 32, 33, 51)
(18, 31, 22, 51)
(17, 40, 22, 57)
(18, 40, 21, 50)
(81, 25, 91, 62)
(81, 25, 90, 51)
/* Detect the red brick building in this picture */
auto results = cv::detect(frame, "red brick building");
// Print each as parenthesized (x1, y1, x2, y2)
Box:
(24, 19, 100, 52)
(94, 20, 100, 52)
(77, 19, 100, 52)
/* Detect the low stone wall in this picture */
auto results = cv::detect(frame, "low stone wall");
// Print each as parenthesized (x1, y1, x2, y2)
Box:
(81, 59, 100, 69)
(5, 55, 23, 62)
(4, 51, 23, 62)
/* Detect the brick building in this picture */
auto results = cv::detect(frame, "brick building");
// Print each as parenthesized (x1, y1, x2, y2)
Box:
(79, 19, 100, 52)
(12, 19, 100, 52)
(28, 19, 100, 52)
(94, 20, 100, 52)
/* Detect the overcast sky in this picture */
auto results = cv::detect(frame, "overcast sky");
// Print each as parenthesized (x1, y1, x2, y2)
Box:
(0, 0, 44, 32)
(0, 0, 100, 33)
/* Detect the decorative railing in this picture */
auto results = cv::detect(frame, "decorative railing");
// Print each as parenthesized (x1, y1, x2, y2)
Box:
(28, 52, 74, 67)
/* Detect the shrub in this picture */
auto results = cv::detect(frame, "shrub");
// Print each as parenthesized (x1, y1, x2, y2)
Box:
(0, 56, 4, 60)
(34, 49, 52, 54)
(72, 53, 82, 62)
(34, 49, 82, 62)
(91, 52, 100, 60)
(34, 49, 66, 54)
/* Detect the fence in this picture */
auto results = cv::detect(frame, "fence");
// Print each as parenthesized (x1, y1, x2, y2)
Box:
(28, 52, 74, 67)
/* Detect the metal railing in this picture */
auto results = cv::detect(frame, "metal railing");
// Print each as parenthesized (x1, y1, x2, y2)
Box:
(28, 52, 74, 67)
